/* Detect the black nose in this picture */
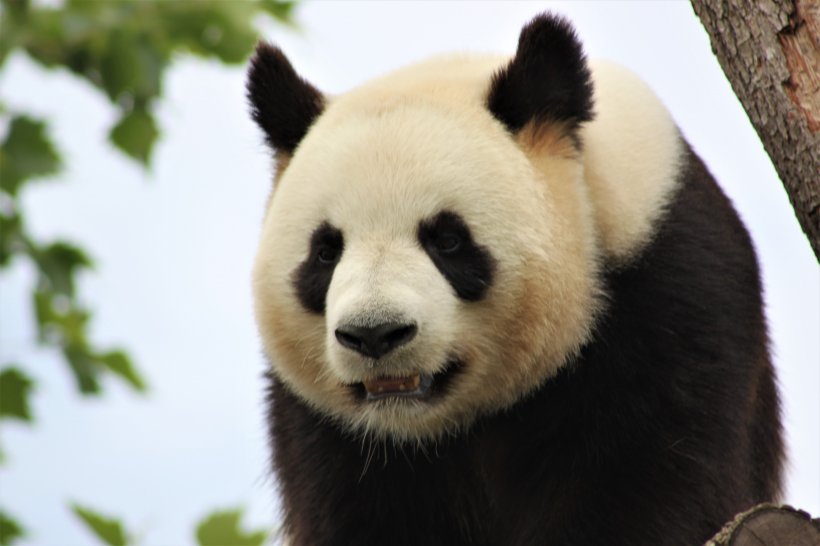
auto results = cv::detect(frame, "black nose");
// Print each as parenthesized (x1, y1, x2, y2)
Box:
(335, 322, 417, 359)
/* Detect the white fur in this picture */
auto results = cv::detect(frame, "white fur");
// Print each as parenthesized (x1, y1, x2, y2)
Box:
(582, 60, 683, 263)
(253, 54, 683, 441)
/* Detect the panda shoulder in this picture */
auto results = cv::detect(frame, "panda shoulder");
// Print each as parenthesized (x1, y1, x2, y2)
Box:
(581, 60, 685, 264)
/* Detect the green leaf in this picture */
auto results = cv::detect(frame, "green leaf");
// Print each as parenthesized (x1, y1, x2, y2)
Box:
(259, 1, 299, 25)
(96, 351, 146, 393)
(0, 116, 62, 196)
(31, 241, 93, 298)
(32, 291, 99, 393)
(0, 367, 35, 422)
(64, 345, 101, 395)
(70, 505, 128, 546)
(8, 3, 69, 69)
(158, 2, 259, 64)
(0, 212, 24, 268)
(99, 30, 162, 103)
(0, 0, 27, 69)
(0, 508, 26, 546)
(33, 290, 91, 347)
(196, 509, 267, 546)
(33, 290, 56, 334)
(108, 103, 159, 166)
(32, 290, 146, 395)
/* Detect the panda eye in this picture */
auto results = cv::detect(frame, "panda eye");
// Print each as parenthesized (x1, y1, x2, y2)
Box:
(436, 234, 461, 253)
(317, 246, 340, 264)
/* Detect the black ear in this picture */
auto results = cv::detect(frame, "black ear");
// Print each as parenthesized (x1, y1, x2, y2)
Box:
(487, 14, 593, 136)
(246, 43, 325, 153)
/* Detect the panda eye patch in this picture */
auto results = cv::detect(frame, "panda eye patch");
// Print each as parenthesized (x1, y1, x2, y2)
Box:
(292, 222, 344, 314)
(418, 211, 496, 301)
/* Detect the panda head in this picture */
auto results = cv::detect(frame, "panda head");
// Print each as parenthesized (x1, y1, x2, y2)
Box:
(248, 14, 604, 443)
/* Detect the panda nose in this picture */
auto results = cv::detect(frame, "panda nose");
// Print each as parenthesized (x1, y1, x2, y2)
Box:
(335, 322, 417, 359)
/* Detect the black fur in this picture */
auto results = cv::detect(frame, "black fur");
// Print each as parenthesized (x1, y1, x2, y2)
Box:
(487, 13, 594, 137)
(417, 211, 497, 301)
(247, 43, 325, 153)
(292, 222, 344, 314)
(267, 143, 783, 546)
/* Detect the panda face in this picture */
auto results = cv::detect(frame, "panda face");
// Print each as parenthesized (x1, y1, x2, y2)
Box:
(247, 13, 687, 443)
(240, 15, 690, 441)
(251, 61, 602, 441)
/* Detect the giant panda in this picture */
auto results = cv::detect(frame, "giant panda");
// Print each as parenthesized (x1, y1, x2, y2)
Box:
(246, 13, 784, 546)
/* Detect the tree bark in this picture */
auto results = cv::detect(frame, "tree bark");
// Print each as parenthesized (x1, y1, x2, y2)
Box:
(703, 503, 820, 545)
(691, 0, 820, 263)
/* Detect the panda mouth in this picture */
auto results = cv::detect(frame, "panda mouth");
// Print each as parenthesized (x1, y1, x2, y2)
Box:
(362, 373, 430, 400)
(357, 360, 460, 401)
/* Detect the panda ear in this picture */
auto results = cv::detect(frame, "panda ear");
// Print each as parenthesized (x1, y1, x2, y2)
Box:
(487, 13, 594, 139)
(247, 42, 325, 153)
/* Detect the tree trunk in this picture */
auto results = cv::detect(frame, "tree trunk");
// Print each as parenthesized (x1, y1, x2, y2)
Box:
(691, 0, 820, 263)
(704, 503, 820, 545)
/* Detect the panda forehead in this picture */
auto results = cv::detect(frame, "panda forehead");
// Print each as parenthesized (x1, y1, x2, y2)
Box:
(275, 100, 538, 238)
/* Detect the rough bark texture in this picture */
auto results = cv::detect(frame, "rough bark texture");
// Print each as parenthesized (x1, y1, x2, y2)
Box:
(691, 0, 820, 262)
(704, 503, 820, 545)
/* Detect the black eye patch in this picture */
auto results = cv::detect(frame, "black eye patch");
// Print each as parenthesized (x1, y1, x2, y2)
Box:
(418, 211, 496, 301)
(292, 222, 344, 314)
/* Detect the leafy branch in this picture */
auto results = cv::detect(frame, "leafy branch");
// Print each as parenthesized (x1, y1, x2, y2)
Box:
(0, 0, 296, 543)
(72, 505, 270, 546)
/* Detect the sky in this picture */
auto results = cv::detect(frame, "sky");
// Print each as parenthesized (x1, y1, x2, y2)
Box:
(1, 2, 818, 545)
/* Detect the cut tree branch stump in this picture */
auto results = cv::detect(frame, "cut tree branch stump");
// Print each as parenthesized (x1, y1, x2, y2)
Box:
(691, 0, 820, 262)
(704, 504, 820, 545)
